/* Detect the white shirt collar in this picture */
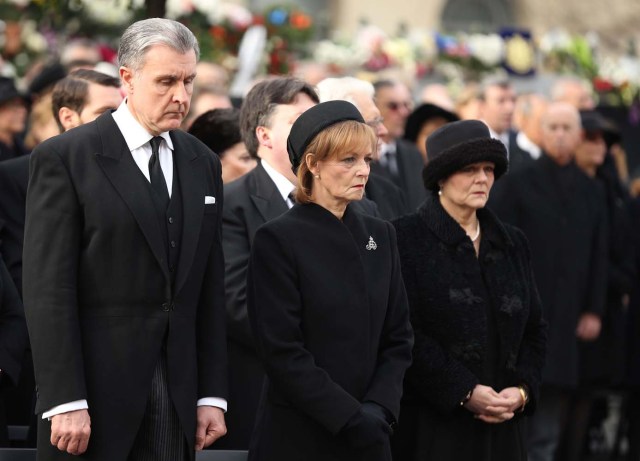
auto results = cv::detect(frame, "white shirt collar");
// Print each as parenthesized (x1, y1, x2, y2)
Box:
(111, 99, 174, 152)
(486, 125, 509, 146)
(261, 159, 295, 203)
(516, 131, 542, 159)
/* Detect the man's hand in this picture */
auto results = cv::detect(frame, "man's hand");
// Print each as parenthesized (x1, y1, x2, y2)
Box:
(576, 312, 601, 341)
(195, 406, 226, 450)
(50, 409, 91, 455)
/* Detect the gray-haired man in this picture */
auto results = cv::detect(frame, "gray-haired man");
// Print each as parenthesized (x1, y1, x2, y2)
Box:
(23, 18, 227, 460)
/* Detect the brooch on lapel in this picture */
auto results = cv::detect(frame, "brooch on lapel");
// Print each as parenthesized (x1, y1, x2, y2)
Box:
(365, 236, 377, 251)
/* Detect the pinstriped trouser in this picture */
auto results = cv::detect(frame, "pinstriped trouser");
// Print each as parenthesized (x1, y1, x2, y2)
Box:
(128, 354, 188, 461)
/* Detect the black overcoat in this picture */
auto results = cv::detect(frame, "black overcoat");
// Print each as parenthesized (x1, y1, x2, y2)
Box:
(0, 154, 29, 296)
(490, 154, 608, 388)
(22, 111, 228, 461)
(220, 162, 381, 449)
(246, 202, 413, 461)
(391, 195, 547, 460)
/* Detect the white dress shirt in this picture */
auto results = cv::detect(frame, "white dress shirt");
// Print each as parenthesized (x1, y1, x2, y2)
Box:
(487, 126, 510, 157)
(43, 100, 227, 419)
(262, 159, 296, 208)
(516, 131, 542, 160)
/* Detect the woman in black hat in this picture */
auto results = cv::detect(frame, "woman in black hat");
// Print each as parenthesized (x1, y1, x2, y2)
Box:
(403, 102, 459, 164)
(0, 77, 30, 162)
(246, 100, 413, 461)
(391, 119, 547, 460)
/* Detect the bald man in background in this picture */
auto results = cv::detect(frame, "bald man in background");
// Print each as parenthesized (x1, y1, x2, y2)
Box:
(490, 102, 608, 461)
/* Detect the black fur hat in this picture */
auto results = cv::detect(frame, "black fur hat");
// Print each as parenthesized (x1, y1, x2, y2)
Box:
(422, 119, 508, 192)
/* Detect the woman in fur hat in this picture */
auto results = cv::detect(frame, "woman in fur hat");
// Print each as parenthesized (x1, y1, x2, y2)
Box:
(391, 119, 547, 460)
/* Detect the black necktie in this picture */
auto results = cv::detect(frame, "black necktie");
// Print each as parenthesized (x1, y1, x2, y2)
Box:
(148, 136, 170, 210)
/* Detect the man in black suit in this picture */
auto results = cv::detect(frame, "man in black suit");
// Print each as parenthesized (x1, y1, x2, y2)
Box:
(373, 80, 426, 212)
(508, 93, 548, 173)
(219, 77, 318, 449)
(0, 69, 122, 297)
(23, 18, 227, 460)
(317, 77, 409, 220)
(490, 102, 607, 461)
(477, 76, 516, 153)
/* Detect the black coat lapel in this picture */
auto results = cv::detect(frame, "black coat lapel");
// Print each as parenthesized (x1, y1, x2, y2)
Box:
(171, 132, 205, 296)
(250, 163, 288, 222)
(94, 112, 170, 282)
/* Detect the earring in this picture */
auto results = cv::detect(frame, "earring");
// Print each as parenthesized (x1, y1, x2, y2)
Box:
(314, 174, 320, 179)
(438, 189, 442, 196)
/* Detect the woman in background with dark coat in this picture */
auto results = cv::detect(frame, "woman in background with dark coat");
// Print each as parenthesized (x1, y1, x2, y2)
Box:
(392, 120, 547, 461)
(247, 101, 413, 461)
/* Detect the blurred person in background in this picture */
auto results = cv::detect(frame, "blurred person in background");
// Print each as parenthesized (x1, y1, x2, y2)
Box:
(188, 108, 256, 184)
(195, 61, 230, 90)
(0, 77, 29, 162)
(60, 38, 102, 70)
(551, 77, 596, 111)
(51, 69, 122, 133)
(23, 93, 59, 150)
(477, 76, 516, 154)
(490, 102, 608, 461)
(403, 103, 459, 164)
(181, 84, 232, 130)
(508, 93, 548, 173)
(455, 83, 481, 120)
(558, 111, 636, 461)
(418, 83, 455, 111)
(373, 79, 426, 212)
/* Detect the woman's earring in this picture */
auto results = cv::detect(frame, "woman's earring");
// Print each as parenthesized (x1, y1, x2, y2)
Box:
(438, 188, 442, 196)
(314, 174, 320, 179)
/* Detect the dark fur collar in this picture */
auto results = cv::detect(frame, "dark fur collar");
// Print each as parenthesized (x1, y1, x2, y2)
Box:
(417, 193, 514, 249)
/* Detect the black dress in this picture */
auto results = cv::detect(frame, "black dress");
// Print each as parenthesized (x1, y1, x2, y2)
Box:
(391, 195, 547, 461)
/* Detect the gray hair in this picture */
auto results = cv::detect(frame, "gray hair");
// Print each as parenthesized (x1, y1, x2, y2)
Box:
(117, 18, 200, 70)
(550, 77, 592, 102)
(317, 77, 374, 112)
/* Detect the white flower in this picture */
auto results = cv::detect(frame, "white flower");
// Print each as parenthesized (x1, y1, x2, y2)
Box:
(210, 2, 252, 28)
(467, 33, 504, 67)
(81, 0, 134, 25)
(165, 0, 194, 20)
(539, 29, 572, 53)
(313, 40, 368, 69)
(20, 20, 46, 53)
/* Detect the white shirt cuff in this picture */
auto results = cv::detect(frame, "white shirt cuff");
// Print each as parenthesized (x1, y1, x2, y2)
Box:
(42, 400, 89, 420)
(197, 397, 227, 413)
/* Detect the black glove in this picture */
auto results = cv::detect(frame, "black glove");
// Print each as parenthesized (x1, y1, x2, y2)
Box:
(340, 402, 392, 449)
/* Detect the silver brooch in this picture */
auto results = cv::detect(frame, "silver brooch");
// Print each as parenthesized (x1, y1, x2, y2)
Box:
(365, 236, 377, 251)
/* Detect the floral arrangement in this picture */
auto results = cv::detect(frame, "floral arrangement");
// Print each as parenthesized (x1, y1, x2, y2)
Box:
(259, 4, 314, 74)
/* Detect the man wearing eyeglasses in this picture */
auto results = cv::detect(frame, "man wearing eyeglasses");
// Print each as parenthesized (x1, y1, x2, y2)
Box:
(372, 80, 426, 213)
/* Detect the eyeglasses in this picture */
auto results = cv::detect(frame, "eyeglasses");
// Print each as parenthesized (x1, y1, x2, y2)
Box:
(385, 101, 412, 112)
(366, 117, 385, 128)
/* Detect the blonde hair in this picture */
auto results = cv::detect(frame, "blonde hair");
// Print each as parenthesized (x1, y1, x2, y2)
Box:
(295, 120, 377, 204)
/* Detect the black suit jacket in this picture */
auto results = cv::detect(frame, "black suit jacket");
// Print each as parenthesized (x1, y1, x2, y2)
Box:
(371, 139, 426, 213)
(247, 203, 413, 461)
(0, 155, 29, 296)
(365, 173, 409, 220)
(507, 131, 536, 174)
(23, 111, 227, 461)
(489, 154, 608, 388)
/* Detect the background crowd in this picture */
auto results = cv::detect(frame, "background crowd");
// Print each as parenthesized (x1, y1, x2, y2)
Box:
(0, 3, 639, 461)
